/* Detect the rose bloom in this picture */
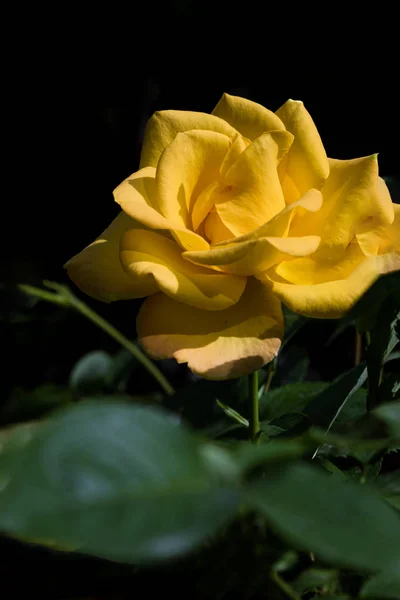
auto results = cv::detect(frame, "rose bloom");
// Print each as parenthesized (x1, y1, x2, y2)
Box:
(66, 95, 399, 379)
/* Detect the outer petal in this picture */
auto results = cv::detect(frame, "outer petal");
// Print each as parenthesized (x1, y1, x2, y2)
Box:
(184, 235, 321, 276)
(140, 110, 236, 168)
(276, 100, 329, 203)
(114, 166, 209, 251)
(65, 213, 157, 302)
(156, 130, 231, 229)
(120, 229, 246, 311)
(215, 131, 294, 236)
(212, 93, 285, 140)
(137, 277, 284, 380)
(266, 252, 400, 319)
(290, 158, 395, 255)
(274, 239, 365, 284)
(357, 201, 400, 255)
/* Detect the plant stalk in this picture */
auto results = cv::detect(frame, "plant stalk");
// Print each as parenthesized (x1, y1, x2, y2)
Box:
(249, 370, 260, 442)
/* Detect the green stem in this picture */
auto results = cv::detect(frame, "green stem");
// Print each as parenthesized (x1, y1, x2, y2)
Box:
(72, 296, 175, 396)
(271, 570, 301, 600)
(249, 370, 259, 442)
(20, 281, 175, 396)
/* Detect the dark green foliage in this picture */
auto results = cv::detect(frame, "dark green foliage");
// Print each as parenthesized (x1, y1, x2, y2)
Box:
(2, 280, 400, 599)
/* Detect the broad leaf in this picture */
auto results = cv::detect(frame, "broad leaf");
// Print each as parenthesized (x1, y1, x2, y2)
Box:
(354, 271, 400, 333)
(304, 363, 367, 430)
(0, 401, 240, 563)
(373, 402, 400, 439)
(260, 382, 328, 422)
(249, 463, 400, 572)
(360, 570, 400, 599)
(228, 440, 305, 473)
(366, 289, 400, 407)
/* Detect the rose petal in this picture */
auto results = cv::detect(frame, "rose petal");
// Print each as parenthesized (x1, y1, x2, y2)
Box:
(120, 229, 246, 311)
(137, 277, 283, 380)
(357, 197, 400, 255)
(218, 188, 323, 242)
(203, 209, 235, 245)
(266, 252, 400, 318)
(289, 157, 394, 256)
(219, 133, 249, 179)
(65, 213, 157, 302)
(276, 100, 329, 203)
(184, 235, 321, 276)
(114, 166, 209, 251)
(214, 131, 294, 236)
(274, 239, 365, 284)
(212, 93, 285, 140)
(155, 130, 231, 229)
(140, 110, 236, 168)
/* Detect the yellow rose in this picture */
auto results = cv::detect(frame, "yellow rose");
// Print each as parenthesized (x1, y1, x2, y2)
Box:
(66, 94, 399, 379)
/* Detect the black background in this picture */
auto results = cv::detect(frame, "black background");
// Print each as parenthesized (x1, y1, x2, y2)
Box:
(4, 3, 399, 398)
(8, 5, 398, 287)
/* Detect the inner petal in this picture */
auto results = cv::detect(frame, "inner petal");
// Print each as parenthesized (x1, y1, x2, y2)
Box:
(156, 130, 231, 231)
(203, 209, 235, 245)
(214, 130, 293, 236)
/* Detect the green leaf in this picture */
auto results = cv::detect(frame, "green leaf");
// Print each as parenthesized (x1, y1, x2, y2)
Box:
(366, 289, 400, 407)
(293, 567, 338, 594)
(354, 271, 400, 333)
(309, 428, 389, 465)
(375, 470, 400, 511)
(312, 597, 350, 600)
(0, 422, 40, 477)
(304, 363, 367, 430)
(332, 388, 367, 428)
(316, 457, 347, 479)
(228, 439, 305, 473)
(248, 463, 400, 572)
(376, 470, 400, 496)
(373, 402, 400, 439)
(379, 373, 400, 403)
(360, 570, 400, 599)
(216, 399, 249, 428)
(260, 382, 329, 421)
(265, 413, 306, 434)
(0, 401, 240, 563)
(388, 496, 400, 510)
(69, 351, 113, 395)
